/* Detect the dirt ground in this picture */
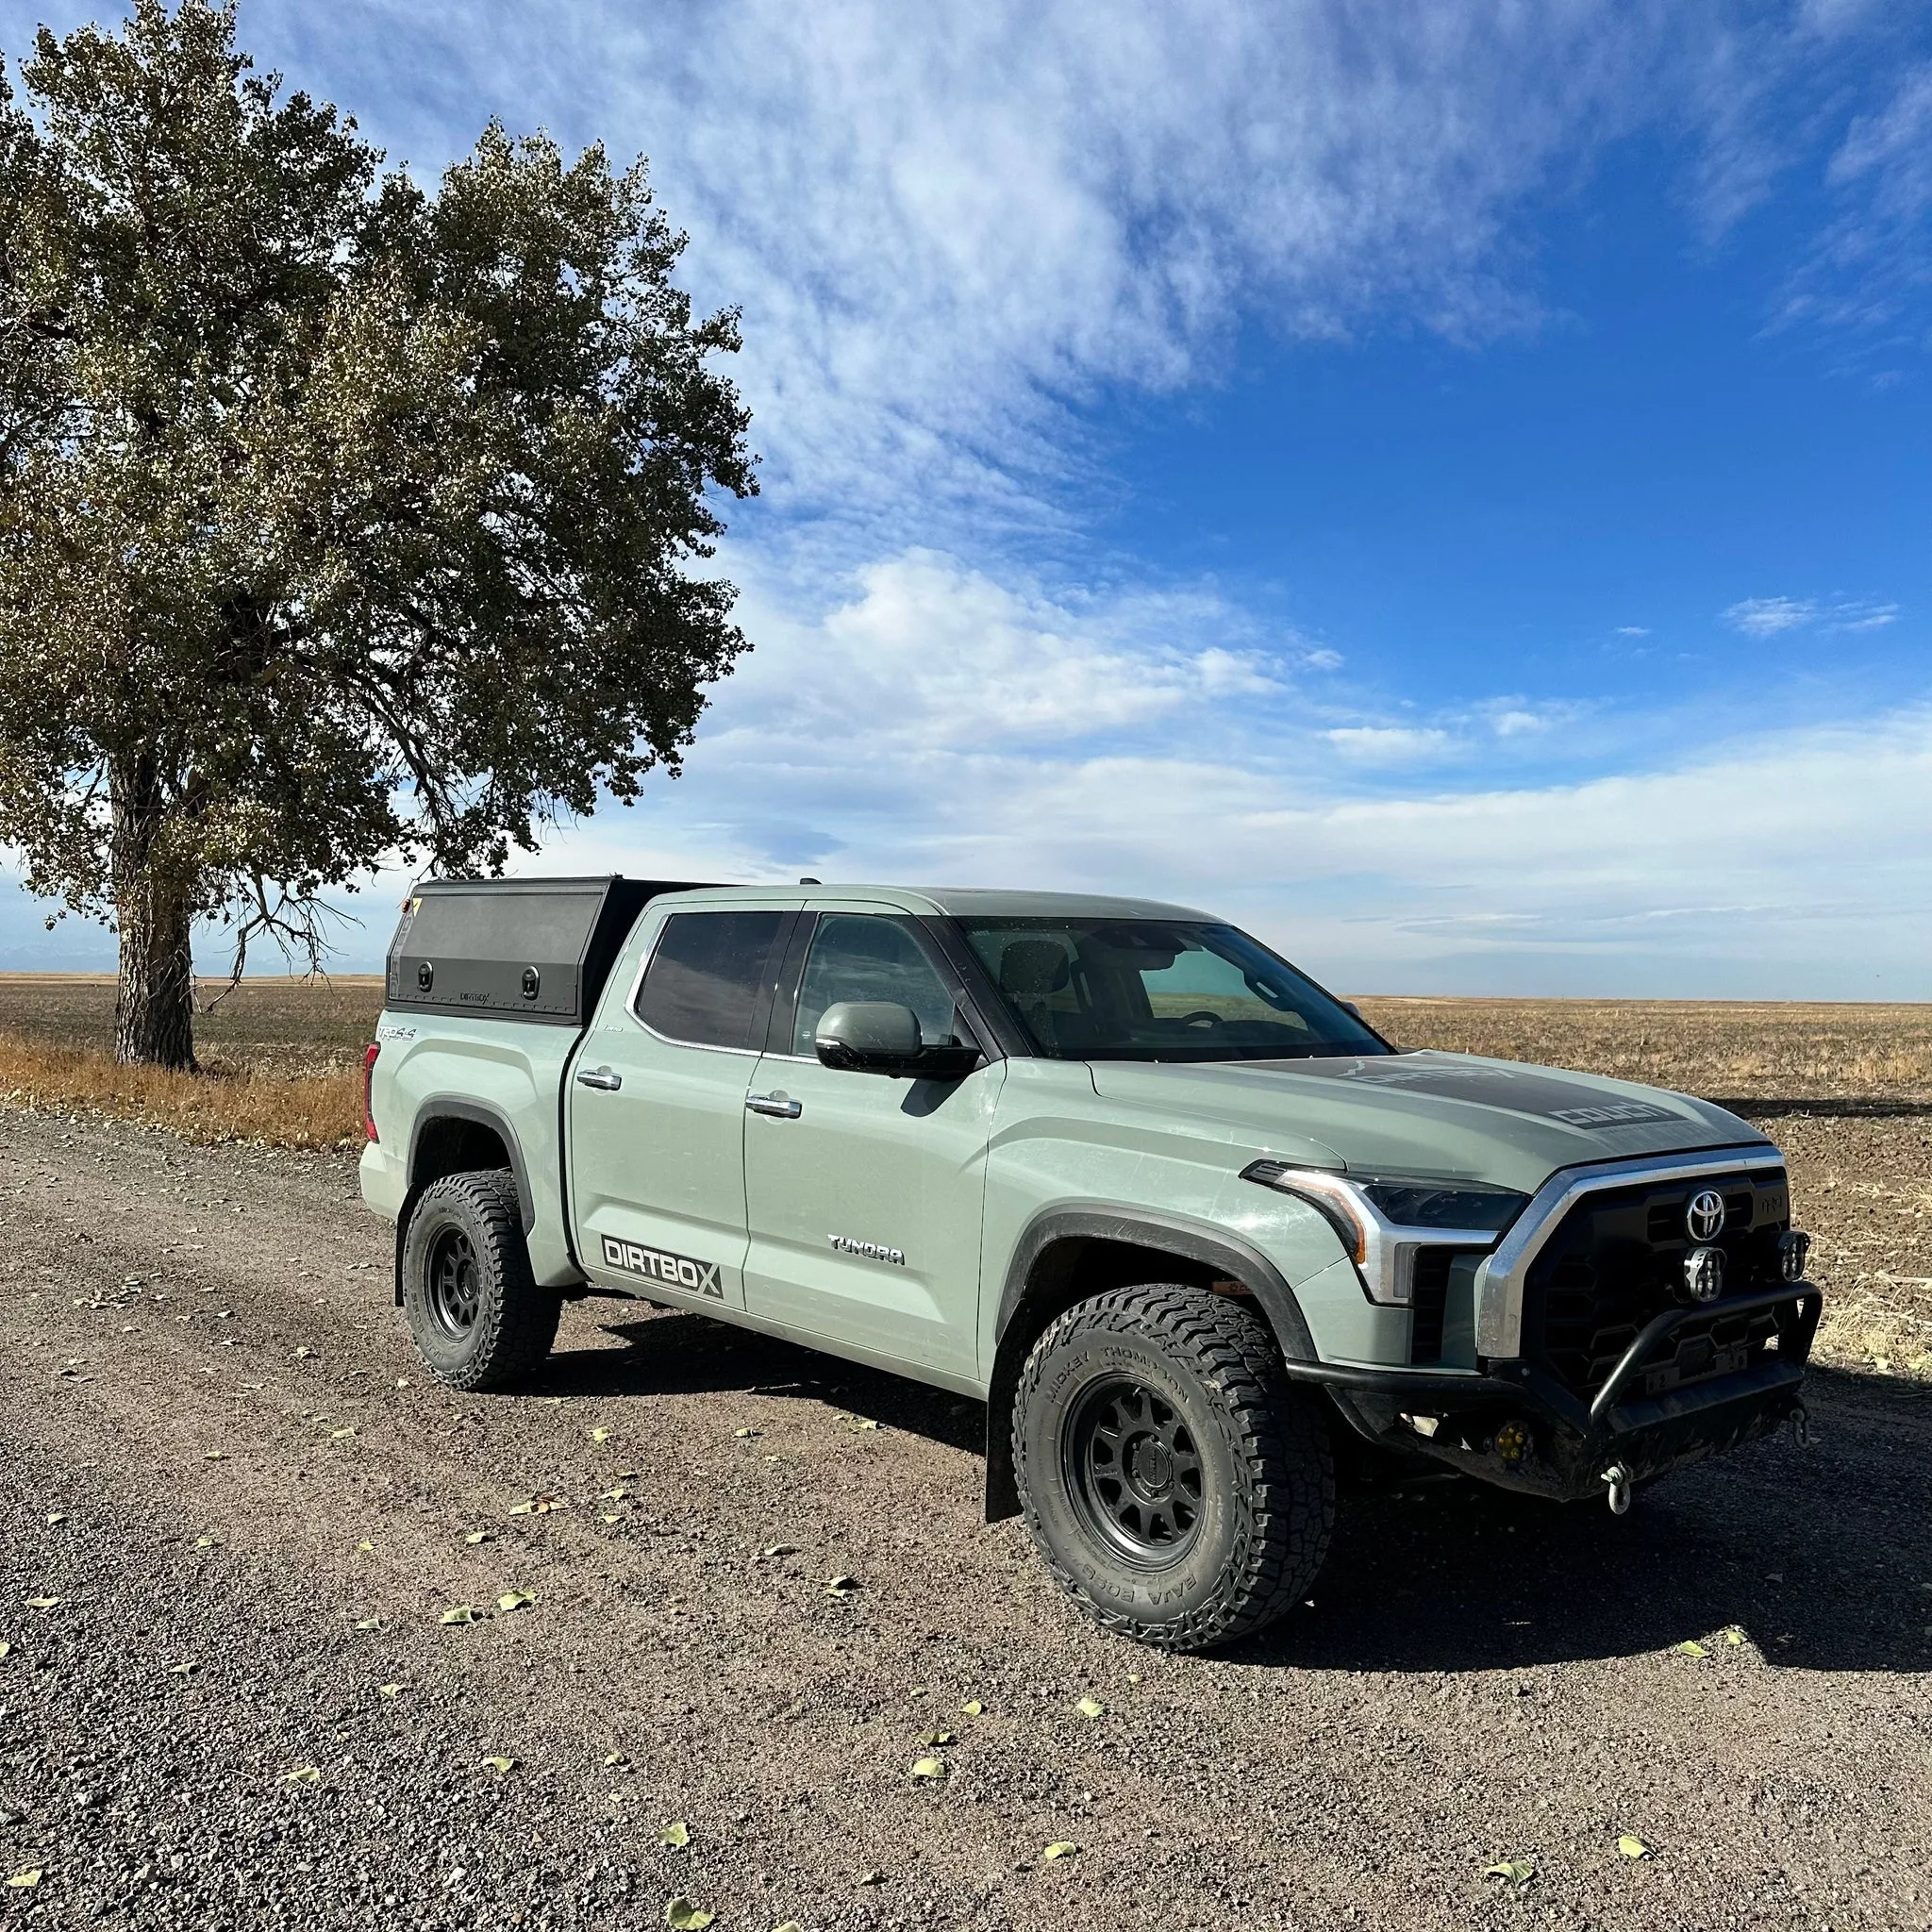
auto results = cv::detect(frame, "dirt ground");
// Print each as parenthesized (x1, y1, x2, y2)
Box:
(1, 1111, 1929, 1931)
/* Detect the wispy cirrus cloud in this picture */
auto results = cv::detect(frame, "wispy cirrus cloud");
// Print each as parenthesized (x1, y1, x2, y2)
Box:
(1723, 594, 1898, 635)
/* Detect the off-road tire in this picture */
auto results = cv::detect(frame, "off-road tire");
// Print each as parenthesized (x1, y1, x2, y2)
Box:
(402, 1171, 561, 1391)
(1012, 1284, 1335, 1652)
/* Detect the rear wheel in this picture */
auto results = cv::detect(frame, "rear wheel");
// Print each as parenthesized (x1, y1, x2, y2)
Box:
(402, 1171, 560, 1391)
(1013, 1283, 1335, 1651)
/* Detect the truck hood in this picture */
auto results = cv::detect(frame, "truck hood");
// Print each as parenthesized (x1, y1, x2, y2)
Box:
(1086, 1050, 1770, 1194)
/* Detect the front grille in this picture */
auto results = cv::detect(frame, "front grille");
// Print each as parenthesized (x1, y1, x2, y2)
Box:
(1524, 1169, 1794, 1401)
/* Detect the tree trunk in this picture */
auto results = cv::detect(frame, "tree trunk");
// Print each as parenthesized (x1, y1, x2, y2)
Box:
(109, 755, 198, 1071)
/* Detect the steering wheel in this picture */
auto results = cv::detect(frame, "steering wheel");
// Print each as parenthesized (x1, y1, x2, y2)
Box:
(1177, 1009, 1224, 1031)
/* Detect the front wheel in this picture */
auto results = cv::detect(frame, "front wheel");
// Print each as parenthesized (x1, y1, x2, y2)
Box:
(1012, 1283, 1335, 1651)
(402, 1171, 561, 1391)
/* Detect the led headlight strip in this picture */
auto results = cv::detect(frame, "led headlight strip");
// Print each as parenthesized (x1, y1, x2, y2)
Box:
(1241, 1161, 1528, 1306)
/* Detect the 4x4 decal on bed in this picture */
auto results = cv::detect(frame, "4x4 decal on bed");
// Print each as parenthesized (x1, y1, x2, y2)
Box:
(600, 1235, 724, 1298)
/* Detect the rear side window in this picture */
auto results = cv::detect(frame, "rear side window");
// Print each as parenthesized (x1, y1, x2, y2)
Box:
(634, 912, 788, 1049)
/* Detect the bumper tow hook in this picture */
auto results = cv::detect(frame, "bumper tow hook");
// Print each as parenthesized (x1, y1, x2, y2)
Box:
(1601, 1462, 1634, 1516)
(1790, 1403, 1811, 1449)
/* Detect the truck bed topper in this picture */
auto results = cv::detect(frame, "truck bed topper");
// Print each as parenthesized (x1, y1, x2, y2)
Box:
(384, 875, 708, 1026)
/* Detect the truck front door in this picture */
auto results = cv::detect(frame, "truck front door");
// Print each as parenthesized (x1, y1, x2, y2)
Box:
(568, 907, 794, 1313)
(741, 910, 1003, 1385)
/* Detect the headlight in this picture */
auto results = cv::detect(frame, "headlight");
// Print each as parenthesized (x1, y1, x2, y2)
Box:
(1241, 1162, 1528, 1306)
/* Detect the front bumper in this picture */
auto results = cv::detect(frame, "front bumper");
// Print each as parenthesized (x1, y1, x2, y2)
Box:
(1283, 1281, 1822, 1502)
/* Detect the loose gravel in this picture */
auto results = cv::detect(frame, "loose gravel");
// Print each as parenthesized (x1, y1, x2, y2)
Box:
(1, 1109, 1929, 1930)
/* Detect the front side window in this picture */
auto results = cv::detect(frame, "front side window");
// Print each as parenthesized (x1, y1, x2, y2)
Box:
(634, 911, 789, 1049)
(791, 914, 966, 1056)
(958, 918, 1388, 1063)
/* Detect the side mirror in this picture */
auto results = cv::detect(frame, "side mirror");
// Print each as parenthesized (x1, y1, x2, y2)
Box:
(814, 1001, 980, 1079)
(1340, 1000, 1363, 1020)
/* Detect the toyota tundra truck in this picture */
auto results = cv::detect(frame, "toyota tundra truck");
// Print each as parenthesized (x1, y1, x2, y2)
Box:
(358, 876, 1820, 1652)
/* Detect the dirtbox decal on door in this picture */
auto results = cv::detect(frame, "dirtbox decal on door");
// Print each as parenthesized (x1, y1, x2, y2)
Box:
(600, 1236, 724, 1298)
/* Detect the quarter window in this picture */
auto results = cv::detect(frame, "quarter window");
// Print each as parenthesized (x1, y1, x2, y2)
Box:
(634, 911, 788, 1049)
(791, 915, 965, 1056)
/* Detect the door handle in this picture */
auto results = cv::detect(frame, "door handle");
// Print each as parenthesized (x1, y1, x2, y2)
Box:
(575, 1066, 623, 1091)
(745, 1091, 802, 1119)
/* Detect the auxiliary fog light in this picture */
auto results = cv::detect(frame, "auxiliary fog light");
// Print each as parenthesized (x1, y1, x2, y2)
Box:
(1778, 1229, 1811, 1284)
(1682, 1244, 1725, 1304)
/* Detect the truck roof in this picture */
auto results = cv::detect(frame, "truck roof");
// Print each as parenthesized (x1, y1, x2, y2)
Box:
(655, 882, 1220, 921)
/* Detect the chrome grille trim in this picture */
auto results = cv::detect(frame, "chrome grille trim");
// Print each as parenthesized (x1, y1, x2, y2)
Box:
(1474, 1145, 1788, 1358)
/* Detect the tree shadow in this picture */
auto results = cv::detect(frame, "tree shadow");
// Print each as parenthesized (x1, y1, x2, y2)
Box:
(533, 1308, 1929, 1674)
(1237, 1364, 1932, 1675)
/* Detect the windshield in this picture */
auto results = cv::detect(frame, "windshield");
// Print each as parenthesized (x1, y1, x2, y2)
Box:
(958, 918, 1391, 1063)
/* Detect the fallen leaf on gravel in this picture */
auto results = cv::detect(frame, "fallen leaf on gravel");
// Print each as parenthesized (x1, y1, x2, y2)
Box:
(602, 1488, 632, 1502)
(760, 1542, 796, 1558)
(774, 1922, 805, 1932)
(44, 1512, 64, 1526)
(1077, 1696, 1106, 1718)
(824, 1574, 861, 1597)
(909, 1757, 945, 1780)
(0, 1642, 11, 1659)
(378, 1684, 402, 1698)
(204, 1451, 226, 1461)
(1484, 1859, 1534, 1886)
(1126, 1671, 1143, 1684)
(858, 1870, 885, 1886)
(590, 1426, 613, 1442)
(441, 1606, 484, 1625)
(353, 1617, 382, 1632)
(5, 1871, 41, 1888)
(1676, 1641, 1708, 1658)
(357, 1540, 375, 1553)
(1043, 1841, 1079, 1861)
(919, 1729, 955, 1746)
(24, 1597, 58, 1610)
(834, 1412, 879, 1431)
(464, 1531, 492, 1545)
(604, 1752, 628, 1767)
(659, 1822, 691, 1847)
(959, 1700, 983, 1716)
(497, 1591, 534, 1613)
(1724, 1627, 1744, 1646)
(734, 1427, 760, 1439)
(279, 1766, 321, 1785)
(193, 1536, 219, 1550)
(664, 1900, 713, 1930)
(1618, 1835, 1653, 1859)
(169, 1661, 198, 1676)
(331, 1427, 358, 1441)
(482, 1757, 515, 1776)
(295, 1347, 316, 1359)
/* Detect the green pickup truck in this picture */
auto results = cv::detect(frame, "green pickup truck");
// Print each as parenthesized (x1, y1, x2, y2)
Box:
(359, 877, 1819, 1652)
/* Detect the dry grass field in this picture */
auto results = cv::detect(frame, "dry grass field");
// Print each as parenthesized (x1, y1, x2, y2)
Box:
(0, 974, 1925, 1376)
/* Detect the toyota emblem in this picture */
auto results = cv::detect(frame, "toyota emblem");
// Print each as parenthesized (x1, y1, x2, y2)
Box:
(1685, 1188, 1725, 1241)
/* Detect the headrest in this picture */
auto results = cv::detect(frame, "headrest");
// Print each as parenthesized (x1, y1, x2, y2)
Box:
(999, 939, 1072, 1000)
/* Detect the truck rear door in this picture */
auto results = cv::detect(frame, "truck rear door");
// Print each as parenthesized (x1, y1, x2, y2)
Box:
(567, 906, 795, 1313)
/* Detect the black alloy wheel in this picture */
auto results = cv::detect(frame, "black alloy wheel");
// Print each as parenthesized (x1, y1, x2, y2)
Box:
(426, 1224, 483, 1339)
(1066, 1376, 1205, 1562)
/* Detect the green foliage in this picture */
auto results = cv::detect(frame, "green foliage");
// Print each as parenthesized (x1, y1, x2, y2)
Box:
(0, 0, 756, 1054)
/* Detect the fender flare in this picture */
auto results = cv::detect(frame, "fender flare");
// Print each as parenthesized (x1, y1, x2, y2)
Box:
(982, 1203, 1323, 1520)
(395, 1099, 537, 1307)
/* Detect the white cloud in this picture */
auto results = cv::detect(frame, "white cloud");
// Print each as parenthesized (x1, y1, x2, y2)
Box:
(1724, 595, 1818, 635)
(1324, 725, 1456, 763)
(1614, 625, 1652, 637)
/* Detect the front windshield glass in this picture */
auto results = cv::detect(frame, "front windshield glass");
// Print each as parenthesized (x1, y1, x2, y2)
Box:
(958, 918, 1391, 1063)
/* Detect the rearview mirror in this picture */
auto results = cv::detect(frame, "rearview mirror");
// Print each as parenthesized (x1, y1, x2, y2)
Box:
(814, 1001, 980, 1079)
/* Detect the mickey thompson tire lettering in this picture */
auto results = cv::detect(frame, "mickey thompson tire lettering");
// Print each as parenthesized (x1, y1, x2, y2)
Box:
(1012, 1283, 1335, 1654)
(402, 1170, 562, 1393)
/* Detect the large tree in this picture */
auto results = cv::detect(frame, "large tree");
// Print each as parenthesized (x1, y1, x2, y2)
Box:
(0, 1, 756, 1068)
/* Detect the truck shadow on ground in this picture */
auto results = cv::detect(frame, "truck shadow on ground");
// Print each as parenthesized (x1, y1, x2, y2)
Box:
(544, 1314, 1929, 1677)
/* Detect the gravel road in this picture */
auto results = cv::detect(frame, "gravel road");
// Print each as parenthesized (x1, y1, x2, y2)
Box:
(1, 1108, 1928, 1931)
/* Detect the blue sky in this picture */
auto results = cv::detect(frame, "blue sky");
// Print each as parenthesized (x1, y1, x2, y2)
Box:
(6, 0, 1931, 994)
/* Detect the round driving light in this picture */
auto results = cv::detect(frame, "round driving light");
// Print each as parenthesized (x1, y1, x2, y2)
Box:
(1778, 1229, 1810, 1284)
(1683, 1245, 1725, 1303)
